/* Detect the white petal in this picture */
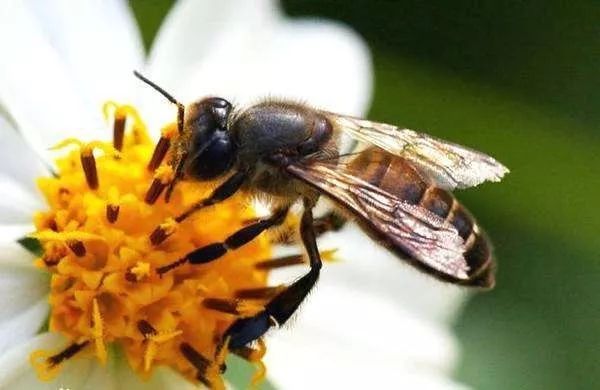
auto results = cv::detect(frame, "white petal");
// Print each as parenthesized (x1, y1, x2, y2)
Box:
(147, 0, 280, 95)
(0, 1, 103, 164)
(25, 0, 145, 109)
(141, 0, 281, 131)
(177, 18, 372, 116)
(0, 174, 43, 224)
(264, 282, 460, 374)
(111, 362, 197, 390)
(0, 299, 48, 354)
(0, 332, 111, 389)
(0, 114, 48, 192)
(317, 224, 469, 324)
(0, 241, 48, 318)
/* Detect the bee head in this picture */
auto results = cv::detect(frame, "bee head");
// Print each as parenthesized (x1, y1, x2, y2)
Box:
(185, 97, 236, 180)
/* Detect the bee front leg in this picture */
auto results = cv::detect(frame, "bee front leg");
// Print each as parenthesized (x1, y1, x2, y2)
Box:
(224, 198, 322, 349)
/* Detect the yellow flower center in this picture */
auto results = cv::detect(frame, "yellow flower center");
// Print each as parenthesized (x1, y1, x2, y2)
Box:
(28, 103, 275, 388)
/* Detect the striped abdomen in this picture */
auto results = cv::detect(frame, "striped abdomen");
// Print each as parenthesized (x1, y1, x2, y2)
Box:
(348, 148, 495, 288)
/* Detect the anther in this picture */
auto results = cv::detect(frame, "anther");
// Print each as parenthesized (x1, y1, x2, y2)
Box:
(46, 341, 90, 367)
(80, 147, 99, 190)
(147, 124, 177, 171)
(106, 204, 120, 223)
(137, 320, 158, 338)
(179, 343, 211, 386)
(145, 166, 174, 205)
(149, 218, 177, 246)
(234, 286, 285, 300)
(66, 239, 86, 257)
(113, 116, 126, 151)
(255, 254, 304, 270)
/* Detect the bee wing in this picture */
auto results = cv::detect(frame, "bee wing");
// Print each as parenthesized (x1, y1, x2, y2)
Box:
(327, 113, 509, 190)
(286, 159, 470, 281)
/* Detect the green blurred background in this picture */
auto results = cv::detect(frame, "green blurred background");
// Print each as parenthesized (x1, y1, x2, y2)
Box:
(130, 1, 599, 389)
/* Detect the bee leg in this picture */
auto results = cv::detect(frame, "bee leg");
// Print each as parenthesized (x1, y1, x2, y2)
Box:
(174, 170, 248, 222)
(313, 211, 347, 236)
(224, 199, 322, 349)
(156, 207, 289, 275)
(271, 210, 346, 245)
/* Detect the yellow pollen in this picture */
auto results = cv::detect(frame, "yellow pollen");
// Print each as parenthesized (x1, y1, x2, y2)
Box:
(130, 261, 151, 281)
(92, 298, 107, 365)
(31, 103, 273, 385)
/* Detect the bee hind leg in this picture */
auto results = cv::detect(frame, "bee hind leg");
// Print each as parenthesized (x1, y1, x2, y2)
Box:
(224, 198, 322, 349)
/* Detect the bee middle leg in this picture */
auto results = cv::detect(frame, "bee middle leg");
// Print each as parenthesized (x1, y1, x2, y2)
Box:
(224, 198, 322, 349)
(156, 206, 289, 275)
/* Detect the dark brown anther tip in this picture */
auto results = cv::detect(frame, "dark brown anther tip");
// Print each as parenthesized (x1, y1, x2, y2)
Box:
(66, 240, 86, 257)
(80, 150, 99, 190)
(124, 270, 137, 283)
(113, 116, 126, 151)
(137, 319, 157, 338)
(147, 136, 171, 172)
(106, 204, 120, 223)
(149, 225, 169, 246)
(144, 179, 166, 205)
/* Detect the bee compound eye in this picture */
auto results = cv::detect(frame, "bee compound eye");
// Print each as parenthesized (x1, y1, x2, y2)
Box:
(187, 131, 236, 180)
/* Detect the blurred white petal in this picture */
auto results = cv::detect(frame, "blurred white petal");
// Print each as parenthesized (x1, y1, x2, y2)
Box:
(0, 1, 99, 164)
(0, 175, 43, 224)
(180, 19, 372, 115)
(0, 223, 49, 354)
(147, 0, 280, 95)
(0, 299, 48, 354)
(142, 1, 371, 131)
(0, 115, 48, 191)
(0, 332, 108, 389)
(25, 0, 145, 110)
(318, 224, 468, 324)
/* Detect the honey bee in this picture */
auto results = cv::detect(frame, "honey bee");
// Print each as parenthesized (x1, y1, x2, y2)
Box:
(134, 71, 508, 351)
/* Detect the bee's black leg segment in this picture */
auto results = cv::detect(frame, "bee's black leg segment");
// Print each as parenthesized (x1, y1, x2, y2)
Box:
(174, 170, 248, 222)
(225, 199, 322, 349)
(185, 207, 289, 265)
(157, 206, 288, 274)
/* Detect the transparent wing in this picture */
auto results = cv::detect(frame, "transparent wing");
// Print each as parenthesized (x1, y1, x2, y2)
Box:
(286, 160, 470, 281)
(327, 113, 509, 190)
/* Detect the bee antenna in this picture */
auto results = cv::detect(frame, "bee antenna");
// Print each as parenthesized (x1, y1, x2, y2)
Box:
(133, 70, 184, 135)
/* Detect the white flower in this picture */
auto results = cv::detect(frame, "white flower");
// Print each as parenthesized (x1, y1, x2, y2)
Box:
(0, 0, 467, 389)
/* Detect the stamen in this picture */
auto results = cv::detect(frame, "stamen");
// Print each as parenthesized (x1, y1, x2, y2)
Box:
(31, 341, 89, 381)
(106, 204, 120, 223)
(137, 320, 157, 338)
(180, 343, 212, 387)
(232, 339, 267, 386)
(255, 254, 304, 270)
(92, 298, 107, 365)
(113, 116, 126, 151)
(130, 261, 151, 281)
(66, 239, 86, 257)
(147, 124, 177, 171)
(234, 286, 285, 300)
(137, 320, 182, 371)
(202, 298, 263, 316)
(80, 146, 99, 190)
(255, 249, 338, 270)
(145, 166, 174, 205)
(34, 102, 272, 386)
(149, 218, 178, 246)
